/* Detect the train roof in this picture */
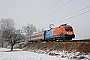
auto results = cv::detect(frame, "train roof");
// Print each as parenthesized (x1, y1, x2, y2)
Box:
(31, 31, 45, 35)
(60, 23, 67, 26)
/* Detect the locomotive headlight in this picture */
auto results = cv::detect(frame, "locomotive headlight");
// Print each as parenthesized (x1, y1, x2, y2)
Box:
(66, 32, 68, 34)
(67, 32, 73, 35)
(70, 32, 72, 35)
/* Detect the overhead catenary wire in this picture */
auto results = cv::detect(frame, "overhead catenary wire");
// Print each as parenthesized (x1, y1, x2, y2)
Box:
(54, 10, 90, 25)
(29, 0, 90, 31)
(43, 6, 90, 28)
(33, 0, 62, 21)
(53, 6, 90, 24)
(34, 0, 73, 23)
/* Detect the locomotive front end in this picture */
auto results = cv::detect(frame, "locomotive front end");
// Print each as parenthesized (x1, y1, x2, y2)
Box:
(64, 25, 75, 40)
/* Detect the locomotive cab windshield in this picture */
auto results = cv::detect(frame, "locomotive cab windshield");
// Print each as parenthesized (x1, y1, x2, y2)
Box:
(66, 27, 73, 31)
(65, 26, 73, 31)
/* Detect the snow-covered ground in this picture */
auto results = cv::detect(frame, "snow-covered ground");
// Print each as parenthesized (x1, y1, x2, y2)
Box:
(30, 49, 90, 60)
(0, 48, 90, 60)
(0, 48, 67, 60)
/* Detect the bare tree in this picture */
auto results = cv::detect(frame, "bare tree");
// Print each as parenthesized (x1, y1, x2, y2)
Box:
(0, 18, 15, 30)
(15, 29, 26, 41)
(0, 18, 27, 50)
(0, 18, 15, 50)
(22, 23, 37, 35)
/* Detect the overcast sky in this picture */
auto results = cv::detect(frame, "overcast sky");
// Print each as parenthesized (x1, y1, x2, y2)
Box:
(0, 0, 90, 39)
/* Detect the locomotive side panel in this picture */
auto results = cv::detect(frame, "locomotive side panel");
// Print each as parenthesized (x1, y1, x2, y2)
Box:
(51, 24, 75, 41)
(45, 29, 53, 40)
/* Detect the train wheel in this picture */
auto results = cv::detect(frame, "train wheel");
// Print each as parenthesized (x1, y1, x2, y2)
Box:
(66, 38, 72, 41)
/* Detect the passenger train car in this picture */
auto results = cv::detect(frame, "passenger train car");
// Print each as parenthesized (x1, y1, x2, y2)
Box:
(27, 31, 44, 42)
(27, 24, 75, 42)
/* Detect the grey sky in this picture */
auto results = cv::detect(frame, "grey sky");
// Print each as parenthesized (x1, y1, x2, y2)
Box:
(0, 0, 90, 39)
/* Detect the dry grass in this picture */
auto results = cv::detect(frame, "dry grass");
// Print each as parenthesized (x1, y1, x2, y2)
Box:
(24, 42, 90, 54)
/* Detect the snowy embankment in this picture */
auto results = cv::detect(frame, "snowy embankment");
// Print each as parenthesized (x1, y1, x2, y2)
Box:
(0, 48, 90, 60)
(0, 48, 67, 60)
(28, 49, 90, 60)
(23, 42, 90, 60)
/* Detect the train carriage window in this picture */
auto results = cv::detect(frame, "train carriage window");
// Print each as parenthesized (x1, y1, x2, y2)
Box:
(31, 32, 44, 39)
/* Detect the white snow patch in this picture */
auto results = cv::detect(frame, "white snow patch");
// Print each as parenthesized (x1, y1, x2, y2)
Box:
(0, 48, 67, 60)
(29, 49, 90, 60)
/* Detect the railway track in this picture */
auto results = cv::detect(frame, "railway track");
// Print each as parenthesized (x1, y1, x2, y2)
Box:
(28, 39, 90, 43)
(70, 39, 90, 42)
(46, 39, 90, 43)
